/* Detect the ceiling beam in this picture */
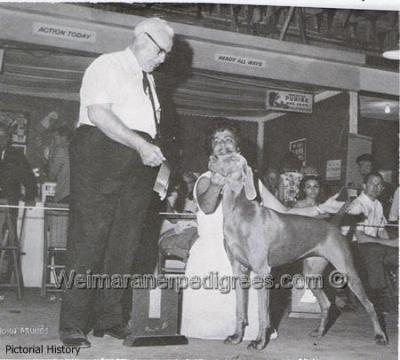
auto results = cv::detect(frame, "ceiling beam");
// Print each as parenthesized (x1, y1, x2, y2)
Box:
(0, 4, 396, 96)
(360, 67, 400, 96)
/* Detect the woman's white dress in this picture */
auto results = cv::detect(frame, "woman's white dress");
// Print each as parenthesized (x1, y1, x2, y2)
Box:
(180, 172, 260, 340)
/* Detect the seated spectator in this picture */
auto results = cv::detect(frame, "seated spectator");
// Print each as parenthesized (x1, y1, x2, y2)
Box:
(355, 153, 394, 217)
(347, 172, 398, 316)
(261, 167, 279, 198)
(293, 175, 329, 219)
(48, 126, 72, 203)
(159, 171, 199, 264)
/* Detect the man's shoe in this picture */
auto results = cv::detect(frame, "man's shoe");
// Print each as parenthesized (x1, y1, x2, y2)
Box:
(270, 328, 279, 340)
(93, 324, 128, 340)
(60, 328, 91, 348)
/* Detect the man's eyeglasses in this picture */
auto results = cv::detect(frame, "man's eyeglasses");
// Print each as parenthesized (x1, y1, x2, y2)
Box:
(144, 32, 169, 57)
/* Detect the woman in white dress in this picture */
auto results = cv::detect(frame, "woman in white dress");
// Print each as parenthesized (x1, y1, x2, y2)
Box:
(180, 122, 344, 341)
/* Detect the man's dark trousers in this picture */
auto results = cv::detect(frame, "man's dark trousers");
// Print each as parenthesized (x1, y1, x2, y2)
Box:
(59, 125, 157, 332)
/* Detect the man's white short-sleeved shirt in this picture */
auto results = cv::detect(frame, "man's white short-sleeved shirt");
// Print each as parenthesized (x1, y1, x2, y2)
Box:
(348, 192, 387, 237)
(78, 47, 159, 138)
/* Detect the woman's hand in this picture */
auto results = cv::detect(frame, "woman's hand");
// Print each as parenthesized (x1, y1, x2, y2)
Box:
(319, 193, 345, 214)
(210, 172, 226, 187)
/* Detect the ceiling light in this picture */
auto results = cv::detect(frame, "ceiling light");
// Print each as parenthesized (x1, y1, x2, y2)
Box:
(382, 49, 400, 60)
(384, 105, 391, 114)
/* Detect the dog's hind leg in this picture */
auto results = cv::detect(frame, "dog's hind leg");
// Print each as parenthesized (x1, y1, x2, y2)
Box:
(322, 238, 387, 345)
(303, 257, 336, 338)
(224, 259, 249, 345)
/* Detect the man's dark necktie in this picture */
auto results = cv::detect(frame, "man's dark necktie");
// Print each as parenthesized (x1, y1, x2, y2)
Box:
(142, 71, 160, 140)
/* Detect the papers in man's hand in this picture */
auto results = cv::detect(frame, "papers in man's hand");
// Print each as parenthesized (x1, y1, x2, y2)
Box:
(153, 161, 170, 201)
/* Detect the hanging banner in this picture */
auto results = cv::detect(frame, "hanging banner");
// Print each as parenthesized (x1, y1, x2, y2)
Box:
(33, 22, 96, 43)
(266, 90, 313, 113)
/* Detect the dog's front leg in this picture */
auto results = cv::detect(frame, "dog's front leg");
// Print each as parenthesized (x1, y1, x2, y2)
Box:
(224, 260, 248, 345)
(248, 273, 272, 351)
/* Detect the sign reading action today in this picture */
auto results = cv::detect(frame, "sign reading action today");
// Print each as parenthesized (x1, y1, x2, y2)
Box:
(33, 22, 96, 43)
(266, 90, 313, 113)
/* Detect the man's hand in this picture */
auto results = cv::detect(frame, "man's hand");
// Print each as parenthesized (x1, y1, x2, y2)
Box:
(319, 193, 345, 214)
(137, 141, 165, 167)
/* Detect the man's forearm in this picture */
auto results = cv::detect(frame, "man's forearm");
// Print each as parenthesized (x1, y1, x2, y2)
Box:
(88, 105, 148, 151)
(356, 230, 398, 247)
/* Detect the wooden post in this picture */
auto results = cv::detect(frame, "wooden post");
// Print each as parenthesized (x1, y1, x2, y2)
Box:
(280, 7, 296, 41)
(349, 91, 358, 134)
(257, 120, 265, 171)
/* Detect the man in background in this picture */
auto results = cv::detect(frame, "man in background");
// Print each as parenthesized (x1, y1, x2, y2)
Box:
(0, 123, 36, 212)
(347, 172, 398, 320)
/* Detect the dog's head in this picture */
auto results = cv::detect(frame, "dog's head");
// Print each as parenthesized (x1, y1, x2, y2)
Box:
(208, 153, 257, 201)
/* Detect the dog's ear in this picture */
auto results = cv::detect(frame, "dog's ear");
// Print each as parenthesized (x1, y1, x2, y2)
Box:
(243, 163, 257, 201)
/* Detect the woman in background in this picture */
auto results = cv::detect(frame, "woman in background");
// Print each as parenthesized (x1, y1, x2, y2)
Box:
(294, 175, 329, 218)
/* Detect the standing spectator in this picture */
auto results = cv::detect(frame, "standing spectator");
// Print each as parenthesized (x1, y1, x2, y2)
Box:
(48, 126, 72, 203)
(59, 18, 174, 348)
(356, 153, 374, 181)
(0, 123, 36, 216)
(388, 186, 399, 223)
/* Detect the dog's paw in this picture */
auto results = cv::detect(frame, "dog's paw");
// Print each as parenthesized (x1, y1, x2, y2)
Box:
(247, 339, 267, 351)
(309, 328, 324, 338)
(224, 334, 243, 345)
(375, 334, 388, 345)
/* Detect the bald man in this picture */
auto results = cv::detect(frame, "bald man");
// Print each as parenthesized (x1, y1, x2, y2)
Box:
(60, 18, 174, 347)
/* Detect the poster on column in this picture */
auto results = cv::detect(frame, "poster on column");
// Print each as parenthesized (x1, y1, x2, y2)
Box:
(0, 1, 397, 360)
(289, 138, 307, 164)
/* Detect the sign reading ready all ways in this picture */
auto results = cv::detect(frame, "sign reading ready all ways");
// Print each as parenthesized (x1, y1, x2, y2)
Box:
(215, 54, 266, 68)
(266, 90, 313, 113)
(33, 22, 96, 43)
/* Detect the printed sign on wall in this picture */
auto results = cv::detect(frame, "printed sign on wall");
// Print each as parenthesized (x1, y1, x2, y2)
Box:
(289, 138, 307, 164)
(33, 22, 96, 43)
(266, 90, 313, 113)
(326, 159, 342, 181)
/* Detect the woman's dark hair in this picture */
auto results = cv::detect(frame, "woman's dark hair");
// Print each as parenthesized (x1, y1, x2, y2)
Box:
(204, 119, 241, 155)
(298, 175, 321, 200)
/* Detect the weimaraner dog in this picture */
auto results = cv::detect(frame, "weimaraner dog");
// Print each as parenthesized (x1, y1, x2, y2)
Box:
(209, 153, 387, 351)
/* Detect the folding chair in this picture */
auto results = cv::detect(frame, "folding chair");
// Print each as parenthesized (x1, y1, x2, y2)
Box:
(41, 203, 69, 297)
(0, 199, 23, 299)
